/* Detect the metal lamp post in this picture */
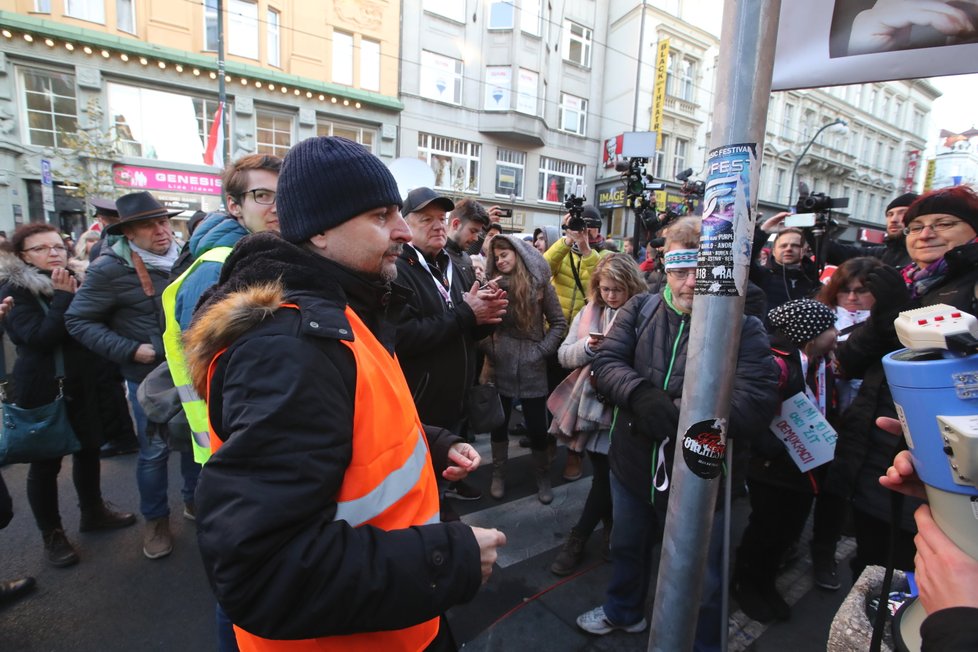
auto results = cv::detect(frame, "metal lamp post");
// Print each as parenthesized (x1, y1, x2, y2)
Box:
(786, 118, 848, 208)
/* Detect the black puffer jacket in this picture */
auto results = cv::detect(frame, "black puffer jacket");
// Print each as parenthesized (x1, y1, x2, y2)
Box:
(394, 244, 492, 429)
(827, 241, 978, 530)
(824, 235, 911, 269)
(64, 238, 168, 382)
(591, 290, 780, 504)
(186, 233, 481, 640)
(0, 255, 105, 449)
(750, 228, 821, 322)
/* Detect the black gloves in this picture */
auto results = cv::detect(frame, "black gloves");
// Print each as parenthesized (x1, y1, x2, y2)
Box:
(866, 266, 910, 335)
(628, 382, 680, 442)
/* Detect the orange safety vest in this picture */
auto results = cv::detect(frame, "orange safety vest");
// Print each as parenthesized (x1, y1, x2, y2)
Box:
(206, 305, 442, 652)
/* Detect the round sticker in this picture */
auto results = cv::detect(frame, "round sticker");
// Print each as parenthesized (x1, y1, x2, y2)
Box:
(682, 418, 727, 479)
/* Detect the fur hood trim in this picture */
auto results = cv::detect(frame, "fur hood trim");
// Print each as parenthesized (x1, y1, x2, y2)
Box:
(0, 252, 86, 296)
(185, 280, 287, 398)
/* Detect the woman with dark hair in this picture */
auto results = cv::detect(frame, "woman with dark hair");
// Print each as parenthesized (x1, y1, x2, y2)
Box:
(829, 184, 978, 582)
(0, 224, 135, 568)
(483, 235, 567, 503)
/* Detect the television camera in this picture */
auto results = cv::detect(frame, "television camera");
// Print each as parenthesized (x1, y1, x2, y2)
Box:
(786, 181, 849, 273)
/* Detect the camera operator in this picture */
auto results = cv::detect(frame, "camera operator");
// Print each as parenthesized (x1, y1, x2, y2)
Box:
(544, 205, 609, 325)
(818, 193, 917, 269)
(750, 213, 822, 322)
(879, 417, 978, 651)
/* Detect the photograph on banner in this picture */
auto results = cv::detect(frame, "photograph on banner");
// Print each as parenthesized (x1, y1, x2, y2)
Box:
(694, 143, 756, 297)
(769, 391, 838, 473)
(773, 0, 978, 90)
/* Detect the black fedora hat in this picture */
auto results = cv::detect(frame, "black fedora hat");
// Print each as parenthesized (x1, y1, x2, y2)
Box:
(106, 191, 181, 235)
(89, 197, 119, 217)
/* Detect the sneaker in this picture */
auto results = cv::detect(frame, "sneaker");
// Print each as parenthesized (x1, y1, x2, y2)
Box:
(43, 528, 79, 568)
(183, 502, 196, 522)
(0, 577, 36, 605)
(79, 502, 137, 532)
(576, 606, 647, 635)
(142, 517, 173, 560)
(812, 553, 841, 591)
(443, 481, 482, 501)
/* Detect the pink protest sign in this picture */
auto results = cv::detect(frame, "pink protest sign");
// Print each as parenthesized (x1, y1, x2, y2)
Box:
(114, 165, 222, 195)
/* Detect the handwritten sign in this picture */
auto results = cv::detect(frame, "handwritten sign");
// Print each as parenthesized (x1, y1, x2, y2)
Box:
(769, 392, 837, 473)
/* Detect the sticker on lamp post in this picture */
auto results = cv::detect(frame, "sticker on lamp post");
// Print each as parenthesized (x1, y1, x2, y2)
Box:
(682, 418, 727, 479)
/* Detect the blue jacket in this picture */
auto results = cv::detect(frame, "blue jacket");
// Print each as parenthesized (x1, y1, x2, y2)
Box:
(175, 214, 249, 329)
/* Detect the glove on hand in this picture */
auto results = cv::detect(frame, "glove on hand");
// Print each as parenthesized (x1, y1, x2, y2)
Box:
(628, 382, 679, 442)
(866, 266, 910, 334)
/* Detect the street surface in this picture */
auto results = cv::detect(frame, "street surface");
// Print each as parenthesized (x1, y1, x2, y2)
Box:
(0, 435, 856, 651)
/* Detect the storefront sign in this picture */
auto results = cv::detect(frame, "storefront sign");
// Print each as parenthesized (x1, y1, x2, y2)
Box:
(114, 165, 222, 195)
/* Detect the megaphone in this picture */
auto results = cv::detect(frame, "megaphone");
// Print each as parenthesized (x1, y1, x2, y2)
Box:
(882, 305, 978, 651)
(386, 158, 436, 202)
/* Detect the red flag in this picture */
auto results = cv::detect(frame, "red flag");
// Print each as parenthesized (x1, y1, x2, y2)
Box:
(203, 102, 225, 168)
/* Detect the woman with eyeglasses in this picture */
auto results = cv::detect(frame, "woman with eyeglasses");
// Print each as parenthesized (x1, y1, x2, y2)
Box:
(0, 224, 135, 568)
(827, 185, 978, 584)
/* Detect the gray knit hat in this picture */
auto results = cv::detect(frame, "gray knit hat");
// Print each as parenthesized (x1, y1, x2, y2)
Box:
(276, 137, 402, 243)
(768, 299, 836, 346)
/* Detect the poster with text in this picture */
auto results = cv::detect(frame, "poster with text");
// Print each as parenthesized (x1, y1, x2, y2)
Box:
(695, 143, 756, 297)
(769, 392, 838, 473)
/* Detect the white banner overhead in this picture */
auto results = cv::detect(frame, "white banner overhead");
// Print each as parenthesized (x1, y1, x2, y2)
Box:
(773, 0, 978, 90)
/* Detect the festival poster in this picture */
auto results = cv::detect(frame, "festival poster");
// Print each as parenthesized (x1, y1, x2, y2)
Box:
(695, 143, 757, 297)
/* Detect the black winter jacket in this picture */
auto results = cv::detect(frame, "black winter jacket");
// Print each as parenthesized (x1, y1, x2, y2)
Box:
(188, 232, 481, 640)
(827, 241, 978, 530)
(591, 290, 780, 504)
(64, 239, 169, 382)
(921, 607, 978, 652)
(394, 244, 492, 429)
(0, 255, 106, 449)
(823, 235, 911, 269)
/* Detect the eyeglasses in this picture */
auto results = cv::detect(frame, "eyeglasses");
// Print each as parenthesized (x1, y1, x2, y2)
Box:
(243, 189, 276, 205)
(666, 268, 695, 280)
(599, 286, 625, 295)
(903, 219, 964, 236)
(23, 244, 68, 254)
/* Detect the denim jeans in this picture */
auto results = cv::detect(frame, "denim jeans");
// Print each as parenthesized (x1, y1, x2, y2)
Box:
(127, 380, 201, 520)
(604, 473, 725, 651)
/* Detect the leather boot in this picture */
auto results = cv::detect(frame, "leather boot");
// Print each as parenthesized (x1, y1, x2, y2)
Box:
(562, 449, 583, 481)
(532, 449, 553, 504)
(550, 529, 587, 576)
(490, 441, 508, 500)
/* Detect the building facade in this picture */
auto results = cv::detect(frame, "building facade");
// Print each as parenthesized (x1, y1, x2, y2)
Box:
(0, 0, 402, 235)
(929, 129, 978, 191)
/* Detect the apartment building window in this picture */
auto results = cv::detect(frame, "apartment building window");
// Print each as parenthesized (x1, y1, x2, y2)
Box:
(516, 68, 538, 115)
(495, 148, 525, 198)
(854, 189, 864, 218)
(488, 0, 514, 29)
(65, 0, 104, 23)
(256, 110, 293, 157)
(360, 38, 381, 91)
(317, 119, 375, 151)
(267, 9, 280, 67)
(117, 0, 135, 33)
(420, 51, 463, 105)
(228, 0, 259, 59)
(419, 133, 481, 193)
(34, 0, 51, 12)
(875, 140, 885, 169)
(539, 157, 584, 203)
(652, 135, 668, 178)
(107, 82, 223, 162)
(666, 53, 696, 101)
(485, 66, 512, 111)
(521, 0, 542, 35)
(204, 0, 218, 51)
(423, 0, 464, 22)
(559, 93, 587, 136)
(894, 99, 904, 129)
(886, 145, 895, 174)
(781, 103, 794, 140)
(912, 109, 924, 134)
(673, 138, 689, 178)
(562, 21, 592, 68)
(774, 168, 786, 203)
(21, 68, 77, 148)
(332, 31, 354, 86)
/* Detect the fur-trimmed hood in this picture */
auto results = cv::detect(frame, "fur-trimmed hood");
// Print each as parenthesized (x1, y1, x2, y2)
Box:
(0, 251, 86, 297)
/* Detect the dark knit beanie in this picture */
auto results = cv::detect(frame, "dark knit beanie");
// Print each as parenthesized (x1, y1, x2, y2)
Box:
(902, 186, 978, 233)
(885, 192, 918, 213)
(768, 299, 837, 346)
(276, 137, 403, 243)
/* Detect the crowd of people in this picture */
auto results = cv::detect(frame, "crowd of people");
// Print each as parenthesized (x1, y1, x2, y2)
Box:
(0, 136, 976, 652)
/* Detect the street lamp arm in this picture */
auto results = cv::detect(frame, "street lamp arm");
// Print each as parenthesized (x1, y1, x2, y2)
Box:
(786, 118, 847, 209)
